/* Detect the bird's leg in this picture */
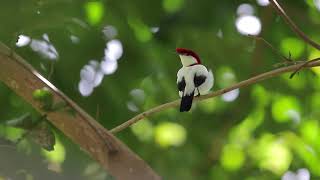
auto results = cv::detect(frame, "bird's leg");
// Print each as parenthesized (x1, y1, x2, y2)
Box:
(196, 88, 200, 97)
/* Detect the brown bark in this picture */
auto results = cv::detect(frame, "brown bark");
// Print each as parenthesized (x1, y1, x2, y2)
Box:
(0, 42, 161, 180)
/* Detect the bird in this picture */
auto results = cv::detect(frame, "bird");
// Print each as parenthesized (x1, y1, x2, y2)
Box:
(176, 48, 214, 112)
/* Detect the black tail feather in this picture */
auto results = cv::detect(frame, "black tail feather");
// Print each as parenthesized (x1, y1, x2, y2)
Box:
(180, 91, 194, 112)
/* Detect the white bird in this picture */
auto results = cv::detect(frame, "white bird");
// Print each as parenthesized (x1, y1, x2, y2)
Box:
(176, 48, 214, 112)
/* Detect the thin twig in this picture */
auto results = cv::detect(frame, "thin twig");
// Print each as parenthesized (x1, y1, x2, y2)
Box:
(248, 34, 291, 62)
(110, 58, 320, 134)
(269, 0, 320, 50)
(48, 61, 54, 81)
(290, 58, 320, 78)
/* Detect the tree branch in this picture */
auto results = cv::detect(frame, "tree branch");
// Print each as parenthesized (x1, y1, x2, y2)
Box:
(269, 0, 320, 50)
(0, 43, 161, 180)
(111, 58, 320, 134)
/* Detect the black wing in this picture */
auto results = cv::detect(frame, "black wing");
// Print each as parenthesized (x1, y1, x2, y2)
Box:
(194, 74, 206, 87)
(177, 77, 186, 91)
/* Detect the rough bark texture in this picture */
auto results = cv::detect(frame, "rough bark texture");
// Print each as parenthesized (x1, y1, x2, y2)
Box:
(0, 42, 161, 180)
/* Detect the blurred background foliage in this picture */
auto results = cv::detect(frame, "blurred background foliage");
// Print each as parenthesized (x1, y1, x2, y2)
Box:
(0, 0, 320, 179)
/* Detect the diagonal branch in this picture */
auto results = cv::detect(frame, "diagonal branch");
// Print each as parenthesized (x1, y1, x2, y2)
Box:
(269, 0, 320, 50)
(0, 42, 161, 180)
(110, 58, 320, 134)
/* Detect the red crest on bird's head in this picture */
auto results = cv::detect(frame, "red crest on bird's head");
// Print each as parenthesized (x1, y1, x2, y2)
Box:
(176, 48, 201, 64)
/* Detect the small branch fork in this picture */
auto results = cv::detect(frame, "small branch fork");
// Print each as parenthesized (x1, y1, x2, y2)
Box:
(110, 58, 320, 134)
(112, 0, 320, 134)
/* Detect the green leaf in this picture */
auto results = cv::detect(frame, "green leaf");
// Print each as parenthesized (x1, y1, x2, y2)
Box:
(32, 87, 53, 111)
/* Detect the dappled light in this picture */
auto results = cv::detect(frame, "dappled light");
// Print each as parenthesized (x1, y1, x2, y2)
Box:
(103, 25, 118, 39)
(236, 15, 262, 36)
(222, 89, 239, 102)
(70, 35, 80, 44)
(249, 134, 292, 175)
(236, 3, 261, 35)
(237, 4, 254, 16)
(42, 137, 66, 172)
(79, 39, 123, 96)
(315, 0, 320, 11)
(79, 60, 104, 96)
(257, 0, 270, 6)
(280, 37, 305, 59)
(282, 168, 310, 180)
(85, 1, 104, 25)
(220, 144, 245, 171)
(162, 0, 185, 13)
(104, 39, 123, 62)
(127, 88, 146, 112)
(83, 163, 109, 180)
(154, 122, 186, 148)
(131, 120, 154, 142)
(128, 17, 153, 42)
(271, 96, 301, 123)
(16, 34, 59, 60)
(217, 67, 237, 88)
(309, 49, 320, 75)
(16, 35, 31, 47)
(198, 98, 218, 113)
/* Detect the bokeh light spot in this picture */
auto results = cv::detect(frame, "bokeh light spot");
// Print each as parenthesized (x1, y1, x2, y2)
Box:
(236, 15, 262, 35)
(42, 137, 66, 164)
(257, 0, 270, 6)
(237, 4, 254, 16)
(280, 37, 305, 59)
(272, 96, 301, 123)
(154, 122, 186, 148)
(128, 17, 152, 42)
(162, 0, 184, 13)
(16, 35, 31, 47)
(131, 120, 154, 142)
(222, 89, 239, 102)
(85, 1, 104, 25)
(220, 144, 245, 171)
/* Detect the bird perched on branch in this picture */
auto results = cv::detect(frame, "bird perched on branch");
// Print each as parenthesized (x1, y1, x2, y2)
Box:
(176, 48, 214, 112)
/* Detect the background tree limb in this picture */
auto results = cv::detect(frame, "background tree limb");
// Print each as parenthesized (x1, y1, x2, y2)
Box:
(269, 0, 320, 50)
(0, 42, 161, 180)
(111, 58, 320, 134)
